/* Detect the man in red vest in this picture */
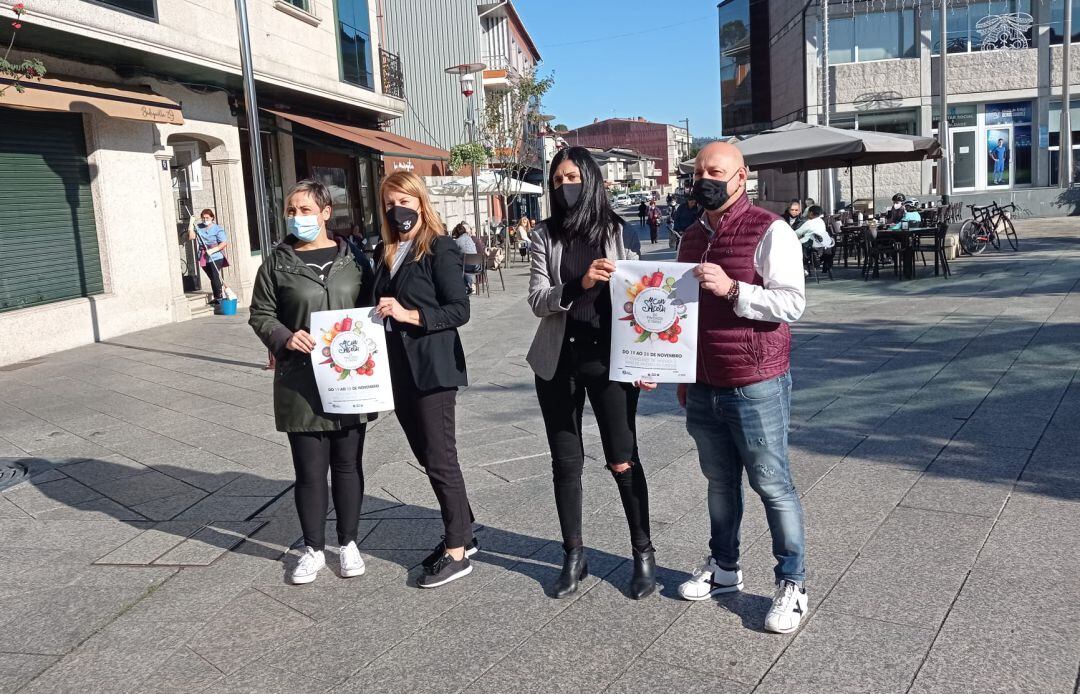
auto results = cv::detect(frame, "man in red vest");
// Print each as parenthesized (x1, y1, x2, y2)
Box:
(675, 142, 808, 634)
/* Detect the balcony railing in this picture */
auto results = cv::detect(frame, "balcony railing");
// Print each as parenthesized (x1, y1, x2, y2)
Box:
(380, 48, 405, 100)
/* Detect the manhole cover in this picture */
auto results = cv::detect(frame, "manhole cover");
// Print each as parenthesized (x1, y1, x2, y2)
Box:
(0, 461, 29, 491)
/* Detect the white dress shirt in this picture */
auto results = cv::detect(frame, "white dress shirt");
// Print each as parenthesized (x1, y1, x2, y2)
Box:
(700, 214, 806, 324)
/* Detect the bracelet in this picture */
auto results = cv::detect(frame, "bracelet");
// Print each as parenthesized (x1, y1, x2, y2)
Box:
(725, 281, 740, 304)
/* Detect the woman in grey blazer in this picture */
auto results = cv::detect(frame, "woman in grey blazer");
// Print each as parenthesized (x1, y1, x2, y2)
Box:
(527, 146, 658, 600)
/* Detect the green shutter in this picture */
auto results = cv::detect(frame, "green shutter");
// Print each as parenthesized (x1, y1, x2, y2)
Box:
(0, 108, 104, 312)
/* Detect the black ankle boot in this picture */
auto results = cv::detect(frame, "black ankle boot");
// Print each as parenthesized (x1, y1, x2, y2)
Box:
(553, 547, 588, 599)
(630, 548, 656, 600)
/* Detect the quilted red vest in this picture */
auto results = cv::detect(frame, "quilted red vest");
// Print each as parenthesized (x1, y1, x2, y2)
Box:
(677, 194, 791, 388)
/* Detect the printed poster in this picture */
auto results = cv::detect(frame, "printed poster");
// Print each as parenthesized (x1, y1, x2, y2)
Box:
(608, 261, 699, 384)
(310, 308, 395, 415)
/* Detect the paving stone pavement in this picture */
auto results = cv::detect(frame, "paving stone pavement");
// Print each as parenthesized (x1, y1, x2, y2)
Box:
(2, 218, 1079, 693)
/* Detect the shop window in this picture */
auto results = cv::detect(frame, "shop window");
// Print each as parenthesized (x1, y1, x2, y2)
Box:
(832, 110, 917, 135)
(84, 0, 156, 18)
(1049, 100, 1080, 185)
(826, 9, 916, 64)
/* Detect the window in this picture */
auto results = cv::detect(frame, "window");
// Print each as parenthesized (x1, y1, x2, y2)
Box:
(284, 0, 309, 10)
(1051, 0, 1080, 44)
(1049, 100, 1080, 185)
(832, 109, 918, 135)
(827, 9, 916, 64)
(932, 1, 1032, 55)
(336, 0, 373, 89)
(84, 0, 155, 17)
(718, 0, 752, 134)
(170, 142, 203, 192)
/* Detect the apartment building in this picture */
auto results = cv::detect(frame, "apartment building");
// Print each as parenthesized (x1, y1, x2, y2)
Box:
(719, 0, 1079, 215)
(0, 0, 454, 366)
(382, 0, 543, 226)
(563, 118, 692, 194)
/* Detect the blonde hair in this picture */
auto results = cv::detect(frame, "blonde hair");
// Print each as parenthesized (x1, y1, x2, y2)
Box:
(378, 171, 445, 268)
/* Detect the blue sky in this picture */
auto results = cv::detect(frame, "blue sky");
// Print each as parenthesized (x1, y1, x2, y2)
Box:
(514, 1, 721, 138)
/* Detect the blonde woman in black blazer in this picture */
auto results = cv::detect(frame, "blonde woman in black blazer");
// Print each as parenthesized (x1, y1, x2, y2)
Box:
(372, 171, 477, 589)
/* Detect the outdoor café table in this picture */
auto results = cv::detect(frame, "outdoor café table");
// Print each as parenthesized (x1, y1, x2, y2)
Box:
(874, 226, 939, 279)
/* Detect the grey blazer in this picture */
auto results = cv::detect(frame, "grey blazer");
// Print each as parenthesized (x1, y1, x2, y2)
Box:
(526, 221, 638, 381)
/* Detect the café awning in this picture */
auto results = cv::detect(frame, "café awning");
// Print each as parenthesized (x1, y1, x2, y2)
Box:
(0, 75, 184, 124)
(268, 109, 450, 176)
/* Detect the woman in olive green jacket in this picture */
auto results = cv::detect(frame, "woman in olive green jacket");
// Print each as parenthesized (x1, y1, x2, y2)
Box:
(249, 180, 374, 586)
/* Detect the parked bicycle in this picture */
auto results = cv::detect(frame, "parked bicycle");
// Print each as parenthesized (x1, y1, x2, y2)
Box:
(960, 202, 1018, 255)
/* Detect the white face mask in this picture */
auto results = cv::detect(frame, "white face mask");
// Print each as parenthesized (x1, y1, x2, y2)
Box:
(893, 203, 903, 210)
(287, 214, 321, 242)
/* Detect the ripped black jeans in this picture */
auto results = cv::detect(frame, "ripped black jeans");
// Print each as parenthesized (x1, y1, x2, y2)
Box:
(534, 322, 652, 553)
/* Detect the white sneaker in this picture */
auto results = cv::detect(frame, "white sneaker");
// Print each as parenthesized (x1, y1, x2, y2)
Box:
(290, 547, 326, 585)
(764, 580, 808, 634)
(339, 541, 365, 578)
(678, 556, 743, 601)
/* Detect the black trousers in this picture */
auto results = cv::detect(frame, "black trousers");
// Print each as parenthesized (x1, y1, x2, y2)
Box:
(534, 324, 652, 553)
(388, 333, 475, 548)
(287, 426, 367, 550)
(201, 260, 223, 300)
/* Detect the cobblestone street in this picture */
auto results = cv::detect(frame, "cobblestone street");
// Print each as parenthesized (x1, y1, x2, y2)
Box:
(2, 218, 1079, 693)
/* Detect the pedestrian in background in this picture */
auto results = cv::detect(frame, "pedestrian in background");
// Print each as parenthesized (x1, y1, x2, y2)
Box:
(248, 180, 374, 585)
(676, 142, 808, 635)
(647, 200, 661, 244)
(372, 171, 478, 589)
(526, 146, 658, 601)
(191, 208, 229, 304)
(637, 199, 648, 230)
(452, 222, 481, 294)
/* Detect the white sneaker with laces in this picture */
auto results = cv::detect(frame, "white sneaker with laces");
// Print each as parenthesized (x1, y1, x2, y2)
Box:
(764, 580, 808, 634)
(677, 556, 743, 601)
(339, 541, 365, 578)
(290, 547, 326, 585)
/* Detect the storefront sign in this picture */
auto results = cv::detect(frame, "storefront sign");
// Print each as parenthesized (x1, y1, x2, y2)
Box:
(310, 308, 394, 415)
(1039, 125, 1049, 149)
(608, 261, 699, 384)
(986, 101, 1033, 125)
(392, 159, 415, 172)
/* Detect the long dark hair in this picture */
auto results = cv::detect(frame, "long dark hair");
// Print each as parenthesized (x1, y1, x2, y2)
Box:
(546, 146, 622, 247)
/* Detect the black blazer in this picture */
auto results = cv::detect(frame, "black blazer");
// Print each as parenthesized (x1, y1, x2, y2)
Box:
(373, 234, 470, 390)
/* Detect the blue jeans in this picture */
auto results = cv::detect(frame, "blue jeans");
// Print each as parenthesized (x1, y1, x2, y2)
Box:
(685, 373, 805, 585)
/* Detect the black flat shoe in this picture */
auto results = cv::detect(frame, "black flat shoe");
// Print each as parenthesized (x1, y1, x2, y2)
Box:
(553, 546, 588, 599)
(630, 548, 656, 600)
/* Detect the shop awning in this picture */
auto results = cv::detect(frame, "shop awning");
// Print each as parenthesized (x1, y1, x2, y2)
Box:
(268, 109, 449, 176)
(0, 75, 183, 124)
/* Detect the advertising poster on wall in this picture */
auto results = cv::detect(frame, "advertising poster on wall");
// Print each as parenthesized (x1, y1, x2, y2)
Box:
(608, 261, 699, 384)
(309, 308, 394, 415)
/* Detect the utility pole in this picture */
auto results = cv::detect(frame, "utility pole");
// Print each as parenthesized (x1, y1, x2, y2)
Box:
(1060, 0, 1073, 188)
(234, 0, 272, 257)
(938, 3, 951, 204)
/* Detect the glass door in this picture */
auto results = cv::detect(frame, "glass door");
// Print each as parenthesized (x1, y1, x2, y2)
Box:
(952, 129, 977, 190)
(986, 126, 1012, 188)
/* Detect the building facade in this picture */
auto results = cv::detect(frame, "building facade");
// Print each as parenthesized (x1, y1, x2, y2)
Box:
(719, 0, 1079, 215)
(0, 0, 447, 366)
(563, 118, 691, 193)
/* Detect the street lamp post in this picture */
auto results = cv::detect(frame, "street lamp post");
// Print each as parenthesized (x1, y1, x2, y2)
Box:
(1060, 0, 1073, 188)
(938, 4, 952, 204)
(234, 0, 272, 258)
(445, 64, 486, 241)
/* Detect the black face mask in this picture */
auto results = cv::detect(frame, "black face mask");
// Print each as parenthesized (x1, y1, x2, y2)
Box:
(387, 205, 420, 234)
(554, 183, 582, 211)
(692, 172, 741, 211)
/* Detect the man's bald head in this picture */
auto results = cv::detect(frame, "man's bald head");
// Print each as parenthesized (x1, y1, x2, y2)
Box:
(693, 141, 747, 213)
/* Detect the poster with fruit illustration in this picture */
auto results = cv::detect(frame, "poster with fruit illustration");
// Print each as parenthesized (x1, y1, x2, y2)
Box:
(309, 308, 395, 415)
(608, 261, 699, 383)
